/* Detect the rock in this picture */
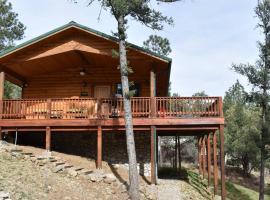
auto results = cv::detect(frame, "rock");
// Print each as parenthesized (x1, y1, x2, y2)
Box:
(42, 150, 52, 157)
(93, 169, 106, 178)
(63, 164, 73, 169)
(0, 191, 10, 199)
(30, 156, 36, 162)
(53, 165, 65, 173)
(73, 167, 84, 171)
(36, 159, 48, 166)
(21, 152, 33, 155)
(104, 173, 116, 184)
(54, 161, 65, 167)
(79, 169, 92, 175)
(67, 169, 78, 177)
(88, 173, 103, 182)
(147, 194, 154, 200)
(112, 164, 119, 169)
(36, 156, 46, 160)
(87, 170, 105, 182)
(10, 148, 22, 153)
(23, 155, 31, 160)
(48, 158, 57, 163)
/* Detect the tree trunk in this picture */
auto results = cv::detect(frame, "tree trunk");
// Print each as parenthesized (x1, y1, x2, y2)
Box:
(242, 154, 250, 177)
(117, 15, 139, 200)
(259, 146, 265, 200)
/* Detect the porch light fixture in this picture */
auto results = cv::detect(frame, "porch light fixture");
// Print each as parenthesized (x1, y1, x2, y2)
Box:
(79, 69, 86, 76)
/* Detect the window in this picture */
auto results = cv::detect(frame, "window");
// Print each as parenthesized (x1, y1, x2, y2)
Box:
(116, 83, 140, 97)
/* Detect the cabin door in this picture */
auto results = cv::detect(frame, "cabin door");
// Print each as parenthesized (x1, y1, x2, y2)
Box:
(94, 85, 111, 98)
(94, 85, 111, 116)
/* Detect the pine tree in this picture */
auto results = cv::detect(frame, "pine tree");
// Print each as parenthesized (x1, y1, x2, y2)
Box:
(223, 81, 260, 176)
(232, 1, 270, 199)
(72, 1, 181, 199)
(143, 35, 172, 56)
(0, 0, 25, 50)
(0, 0, 25, 99)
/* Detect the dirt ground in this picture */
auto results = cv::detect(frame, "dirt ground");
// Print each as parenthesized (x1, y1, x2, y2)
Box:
(17, 144, 152, 186)
(0, 143, 209, 200)
(0, 151, 131, 200)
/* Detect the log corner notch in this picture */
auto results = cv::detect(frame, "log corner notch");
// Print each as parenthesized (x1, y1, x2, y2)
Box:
(45, 126, 51, 151)
(96, 125, 102, 169)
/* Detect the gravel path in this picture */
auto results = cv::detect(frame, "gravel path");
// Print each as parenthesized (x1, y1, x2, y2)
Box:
(157, 179, 182, 200)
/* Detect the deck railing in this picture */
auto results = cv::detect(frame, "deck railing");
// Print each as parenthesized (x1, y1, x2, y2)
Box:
(0, 97, 222, 120)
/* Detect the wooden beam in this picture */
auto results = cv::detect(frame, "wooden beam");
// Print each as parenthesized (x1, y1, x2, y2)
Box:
(213, 131, 218, 195)
(150, 66, 156, 118)
(0, 72, 5, 100)
(219, 125, 226, 200)
(198, 136, 202, 175)
(97, 125, 102, 169)
(202, 135, 206, 179)
(0, 65, 25, 85)
(150, 66, 156, 97)
(151, 125, 157, 184)
(45, 126, 51, 151)
(218, 97, 224, 117)
(207, 133, 211, 187)
(0, 117, 225, 127)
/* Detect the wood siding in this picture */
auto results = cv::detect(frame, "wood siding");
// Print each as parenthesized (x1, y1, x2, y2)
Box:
(23, 66, 151, 98)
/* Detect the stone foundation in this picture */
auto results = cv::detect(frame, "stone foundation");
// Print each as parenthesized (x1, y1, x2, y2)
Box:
(16, 131, 151, 176)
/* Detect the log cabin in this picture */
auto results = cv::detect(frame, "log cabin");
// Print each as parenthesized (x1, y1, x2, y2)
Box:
(0, 21, 225, 199)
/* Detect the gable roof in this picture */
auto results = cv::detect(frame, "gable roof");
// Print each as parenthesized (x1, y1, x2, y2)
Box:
(0, 21, 172, 64)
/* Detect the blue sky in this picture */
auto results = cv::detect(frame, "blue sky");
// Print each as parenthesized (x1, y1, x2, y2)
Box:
(11, 0, 259, 96)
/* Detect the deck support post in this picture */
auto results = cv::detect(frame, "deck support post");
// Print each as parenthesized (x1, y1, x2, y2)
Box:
(213, 131, 218, 195)
(150, 66, 156, 118)
(0, 72, 5, 101)
(207, 133, 211, 187)
(219, 125, 226, 200)
(0, 127, 2, 140)
(202, 135, 206, 179)
(97, 125, 102, 169)
(198, 136, 202, 175)
(45, 126, 51, 151)
(151, 125, 157, 184)
(177, 136, 181, 172)
(150, 66, 156, 98)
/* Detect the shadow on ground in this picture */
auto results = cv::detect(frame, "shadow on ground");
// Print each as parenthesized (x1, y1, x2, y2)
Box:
(158, 167, 212, 200)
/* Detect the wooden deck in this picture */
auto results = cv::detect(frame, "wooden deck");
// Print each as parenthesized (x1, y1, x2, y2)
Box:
(0, 96, 223, 129)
